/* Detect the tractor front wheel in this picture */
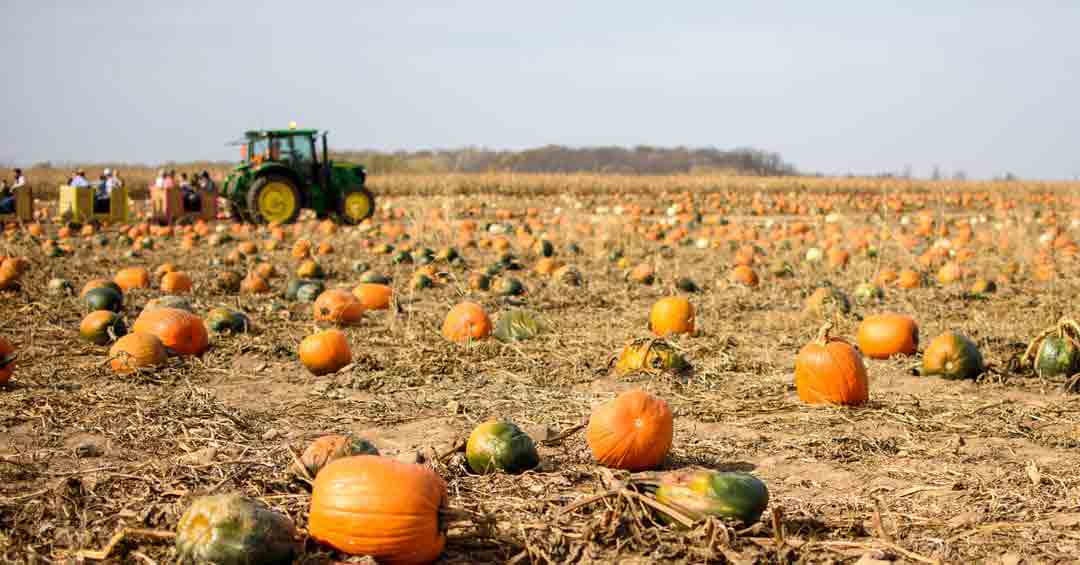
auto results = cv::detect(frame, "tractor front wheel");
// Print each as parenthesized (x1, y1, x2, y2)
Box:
(339, 186, 376, 225)
(247, 175, 301, 224)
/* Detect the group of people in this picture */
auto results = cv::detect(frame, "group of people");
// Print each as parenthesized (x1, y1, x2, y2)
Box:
(0, 168, 26, 214)
(154, 169, 215, 212)
(68, 169, 125, 213)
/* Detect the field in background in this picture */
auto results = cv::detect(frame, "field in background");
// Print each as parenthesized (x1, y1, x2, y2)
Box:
(3, 172, 1080, 563)
(13, 164, 1080, 201)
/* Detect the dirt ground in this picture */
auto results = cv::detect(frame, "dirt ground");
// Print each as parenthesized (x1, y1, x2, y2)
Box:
(3, 186, 1080, 564)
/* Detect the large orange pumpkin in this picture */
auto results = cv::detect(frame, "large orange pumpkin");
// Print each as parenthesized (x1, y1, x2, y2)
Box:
(649, 296, 695, 336)
(109, 333, 167, 374)
(0, 336, 14, 384)
(299, 329, 352, 376)
(314, 289, 365, 324)
(586, 389, 673, 471)
(441, 302, 492, 343)
(856, 313, 918, 359)
(309, 455, 447, 564)
(352, 283, 393, 311)
(132, 308, 209, 356)
(114, 267, 150, 291)
(794, 324, 868, 406)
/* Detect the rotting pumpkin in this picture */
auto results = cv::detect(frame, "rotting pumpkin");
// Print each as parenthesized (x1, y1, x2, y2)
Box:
(176, 493, 299, 565)
(293, 434, 379, 480)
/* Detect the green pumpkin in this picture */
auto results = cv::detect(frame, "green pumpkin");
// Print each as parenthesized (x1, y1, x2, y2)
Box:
(391, 250, 413, 265)
(675, 277, 700, 293)
(84, 287, 123, 313)
(410, 273, 434, 290)
(852, 282, 884, 303)
(175, 494, 299, 565)
(466, 421, 540, 474)
(350, 260, 370, 273)
(654, 470, 769, 525)
(493, 310, 546, 342)
(358, 270, 391, 284)
(435, 247, 459, 262)
(48, 278, 74, 295)
(1035, 335, 1080, 379)
(533, 239, 555, 257)
(144, 295, 193, 313)
(492, 277, 525, 297)
(206, 308, 251, 334)
(412, 248, 435, 264)
(285, 278, 323, 301)
(295, 281, 325, 304)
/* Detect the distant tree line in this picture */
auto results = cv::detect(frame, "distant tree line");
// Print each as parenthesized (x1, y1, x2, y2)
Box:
(331, 145, 798, 176)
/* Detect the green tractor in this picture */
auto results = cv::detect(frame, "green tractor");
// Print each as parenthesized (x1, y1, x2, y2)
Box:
(222, 128, 375, 224)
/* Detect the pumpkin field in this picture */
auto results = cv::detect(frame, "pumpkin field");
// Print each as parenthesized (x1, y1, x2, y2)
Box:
(4, 173, 1080, 564)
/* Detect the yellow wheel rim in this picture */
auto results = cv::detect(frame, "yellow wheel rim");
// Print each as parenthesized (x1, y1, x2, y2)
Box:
(344, 192, 371, 221)
(258, 181, 297, 223)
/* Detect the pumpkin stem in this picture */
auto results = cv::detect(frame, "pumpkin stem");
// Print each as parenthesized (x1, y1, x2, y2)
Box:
(816, 323, 834, 345)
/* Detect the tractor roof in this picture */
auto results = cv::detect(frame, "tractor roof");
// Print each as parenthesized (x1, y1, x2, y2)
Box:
(244, 129, 320, 138)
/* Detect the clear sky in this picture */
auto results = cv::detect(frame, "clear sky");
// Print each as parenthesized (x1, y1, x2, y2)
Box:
(2, 1, 1078, 179)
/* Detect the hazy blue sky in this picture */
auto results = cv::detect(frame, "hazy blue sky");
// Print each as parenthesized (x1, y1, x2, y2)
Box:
(3, 1, 1078, 178)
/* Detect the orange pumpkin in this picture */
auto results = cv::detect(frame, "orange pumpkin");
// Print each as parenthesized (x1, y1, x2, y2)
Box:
(132, 308, 209, 356)
(299, 329, 352, 376)
(352, 283, 393, 311)
(728, 265, 759, 287)
(160, 271, 193, 294)
(649, 296, 695, 336)
(628, 263, 655, 284)
(586, 389, 673, 471)
(309, 455, 447, 564)
(896, 269, 922, 289)
(0, 336, 14, 384)
(441, 302, 492, 343)
(108, 333, 167, 374)
(314, 289, 365, 324)
(114, 267, 150, 291)
(856, 313, 918, 359)
(240, 273, 271, 294)
(794, 324, 868, 406)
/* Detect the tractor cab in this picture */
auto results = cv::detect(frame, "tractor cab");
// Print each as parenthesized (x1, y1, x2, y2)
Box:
(223, 126, 373, 224)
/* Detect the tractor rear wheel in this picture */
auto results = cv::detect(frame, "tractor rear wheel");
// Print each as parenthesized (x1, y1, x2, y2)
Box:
(339, 186, 376, 224)
(247, 175, 301, 224)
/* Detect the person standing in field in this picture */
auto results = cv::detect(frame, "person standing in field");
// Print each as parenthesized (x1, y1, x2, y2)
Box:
(0, 180, 11, 214)
(70, 169, 90, 188)
(94, 171, 111, 212)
